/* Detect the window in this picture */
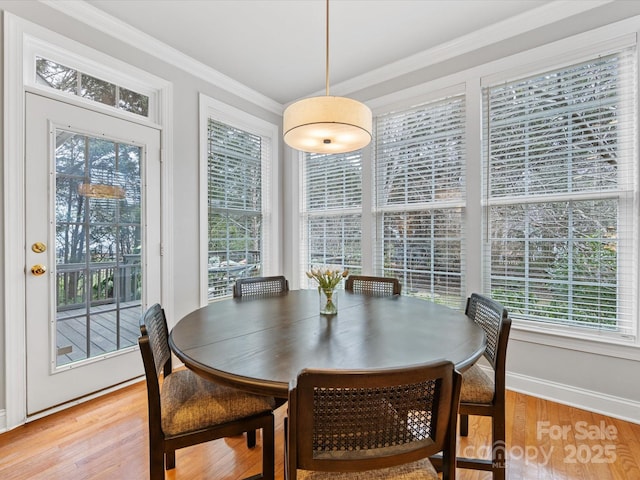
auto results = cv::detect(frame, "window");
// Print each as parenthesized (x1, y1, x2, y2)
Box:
(206, 120, 267, 299)
(301, 151, 362, 287)
(200, 94, 277, 304)
(36, 57, 149, 117)
(484, 48, 637, 337)
(55, 131, 143, 365)
(375, 96, 466, 307)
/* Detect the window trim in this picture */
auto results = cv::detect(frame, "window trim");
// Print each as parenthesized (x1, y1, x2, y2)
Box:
(308, 16, 640, 357)
(481, 44, 637, 342)
(24, 33, 163, 124)
(373, 93, 468, 307)
(299, 150, 365, 287)
(479, 28, 640, 355)
(198, 93, 280, 306)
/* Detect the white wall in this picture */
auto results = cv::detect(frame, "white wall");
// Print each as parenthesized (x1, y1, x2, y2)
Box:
(2, 0, 640, 429)
(0, 0, 282, 428)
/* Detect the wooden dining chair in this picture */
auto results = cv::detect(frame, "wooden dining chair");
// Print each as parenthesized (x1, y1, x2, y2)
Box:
(138, 303, 275, 480)
(285, 360, 461, 480)
(344, 275, 401, 295)
(233, 274, 290, 412)
(233, 275, 289, 297)
(458, 293, 512, 480)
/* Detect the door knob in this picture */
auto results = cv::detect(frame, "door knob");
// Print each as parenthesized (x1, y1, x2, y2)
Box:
(31, 264, 47, 276)
(32, 242, 47, 253)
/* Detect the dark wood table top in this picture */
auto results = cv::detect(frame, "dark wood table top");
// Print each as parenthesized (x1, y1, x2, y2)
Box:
(169, 289, 486, 399)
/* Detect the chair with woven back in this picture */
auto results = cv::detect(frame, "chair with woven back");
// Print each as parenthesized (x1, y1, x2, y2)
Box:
(285, 360, 462, 480)
(457, 293, 512, 480)
(138, 303, 275, 480)
(344, 275, 401, 296)
(234, 275, 289, 298)
(233, 275, 290, 415)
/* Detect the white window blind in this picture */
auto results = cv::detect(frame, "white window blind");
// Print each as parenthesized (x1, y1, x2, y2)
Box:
(301, 151, 362, 288)
(375, 95, 466, 307)
(207, 119, 267, 299)
(484, 47, 637, 337)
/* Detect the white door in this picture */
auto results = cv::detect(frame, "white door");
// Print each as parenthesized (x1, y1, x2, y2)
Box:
(25, 93, 162, 415)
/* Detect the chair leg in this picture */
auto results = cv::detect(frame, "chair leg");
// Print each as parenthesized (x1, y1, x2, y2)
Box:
(247, 429, 257, 448)
(284, 416, 290, 480)
(166, 450, 176, 470)
(492, 414, 506, 480)
(262, 419, 275, 480)
(460, 413, 469, 436)
(150, 460, 165, 480)
(149, 443, 165, 480)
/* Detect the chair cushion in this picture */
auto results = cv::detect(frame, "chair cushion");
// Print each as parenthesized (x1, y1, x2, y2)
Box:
(460, 363, 495, 404)
(296, 457, 439, 479)
(161, 369, 275, 436)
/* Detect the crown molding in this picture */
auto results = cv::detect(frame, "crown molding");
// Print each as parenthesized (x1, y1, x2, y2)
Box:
(322, 0, 614, 99)
(38, 0, 283, 115)
(40, 0, 612, 112)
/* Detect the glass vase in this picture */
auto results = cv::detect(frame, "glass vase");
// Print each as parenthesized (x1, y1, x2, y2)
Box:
(319, 287, 338, 315)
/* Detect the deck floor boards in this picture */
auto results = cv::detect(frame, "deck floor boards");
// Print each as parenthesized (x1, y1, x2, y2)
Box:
(56, 302, 140, 365)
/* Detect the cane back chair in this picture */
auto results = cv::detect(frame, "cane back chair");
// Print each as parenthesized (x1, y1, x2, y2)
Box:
(344, 275, 401, 296)
(233, 275, 290, 412)
(458, 293, 512, 480)
(138, 303, 275, 480)
(234, 275, 289, 298)
(286, 360, 461, 480)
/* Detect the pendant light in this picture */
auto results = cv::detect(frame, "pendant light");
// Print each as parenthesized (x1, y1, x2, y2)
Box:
(283, 0, 372, 154)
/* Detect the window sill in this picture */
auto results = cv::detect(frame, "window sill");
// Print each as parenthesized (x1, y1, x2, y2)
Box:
(511, 320, 640, 362)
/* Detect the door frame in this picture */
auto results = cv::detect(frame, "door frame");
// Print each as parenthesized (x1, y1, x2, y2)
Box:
(25, 93, 162, 414)
(3, 13, 174, 429)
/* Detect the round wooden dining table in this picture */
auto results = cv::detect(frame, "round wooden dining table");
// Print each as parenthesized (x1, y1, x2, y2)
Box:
(169, 289, 486, 399)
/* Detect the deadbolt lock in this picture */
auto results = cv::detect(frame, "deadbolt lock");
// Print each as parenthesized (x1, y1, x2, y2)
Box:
(31, 264, 47, 276)
(32, 242, 47, 253)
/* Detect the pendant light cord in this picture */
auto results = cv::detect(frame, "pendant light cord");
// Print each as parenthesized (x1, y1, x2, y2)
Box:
(325, 0, 330, 96)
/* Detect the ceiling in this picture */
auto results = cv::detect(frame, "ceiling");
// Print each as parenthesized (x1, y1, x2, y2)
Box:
(82, 0, 604, 105)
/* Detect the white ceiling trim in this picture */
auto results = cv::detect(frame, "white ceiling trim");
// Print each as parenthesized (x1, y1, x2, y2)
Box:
(322, 0, 614, 100)
(40, 0, 613, 114)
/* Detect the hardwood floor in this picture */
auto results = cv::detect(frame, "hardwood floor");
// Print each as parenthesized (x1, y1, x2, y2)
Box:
(0, 382, 639, 479)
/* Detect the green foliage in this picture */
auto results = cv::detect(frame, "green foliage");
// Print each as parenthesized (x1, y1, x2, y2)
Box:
(545, 235, 617, 326)
(492, 232, 617, 328)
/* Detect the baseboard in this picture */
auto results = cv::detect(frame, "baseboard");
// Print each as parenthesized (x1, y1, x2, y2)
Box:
(505, 369, 640, 425)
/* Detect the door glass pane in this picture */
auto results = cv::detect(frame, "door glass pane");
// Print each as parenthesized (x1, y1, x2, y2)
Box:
(55, 129, 142, 367)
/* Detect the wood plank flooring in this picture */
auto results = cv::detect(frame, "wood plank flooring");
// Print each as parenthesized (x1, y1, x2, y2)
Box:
(0, 383, 638, 479)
